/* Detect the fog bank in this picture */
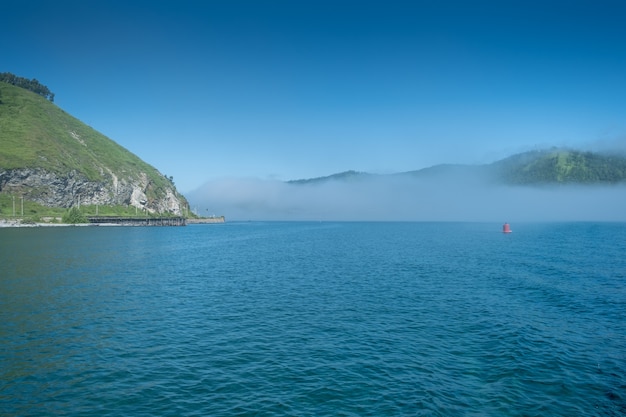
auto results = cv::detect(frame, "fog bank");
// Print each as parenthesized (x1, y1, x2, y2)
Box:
(187, 176, 626, 222)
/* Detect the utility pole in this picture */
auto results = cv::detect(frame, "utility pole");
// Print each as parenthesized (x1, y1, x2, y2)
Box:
(12, 196, 15, 217)
(20, 196, 23, 216)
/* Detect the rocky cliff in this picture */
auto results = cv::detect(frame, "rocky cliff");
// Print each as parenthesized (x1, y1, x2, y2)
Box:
(0, 79, 188, 215)
(0, 168, 185, 214)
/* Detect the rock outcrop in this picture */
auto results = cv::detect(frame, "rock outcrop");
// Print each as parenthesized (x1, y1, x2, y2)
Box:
(0, 168, 185, 215)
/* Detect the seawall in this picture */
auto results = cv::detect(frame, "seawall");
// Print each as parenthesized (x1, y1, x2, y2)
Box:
(186, 216, 225, 224)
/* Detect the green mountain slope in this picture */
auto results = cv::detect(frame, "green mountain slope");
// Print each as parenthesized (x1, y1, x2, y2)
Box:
(490, 149, 626, 184)
(288, 149, 626, 185)
(0, 80, 188, 214)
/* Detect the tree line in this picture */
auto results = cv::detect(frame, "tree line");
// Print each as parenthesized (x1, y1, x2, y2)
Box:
(496, 150, 626, 184)
(0, 72, 55, 102)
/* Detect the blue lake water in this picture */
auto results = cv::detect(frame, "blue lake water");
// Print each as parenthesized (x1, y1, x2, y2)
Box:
(1, 222, 625, 416)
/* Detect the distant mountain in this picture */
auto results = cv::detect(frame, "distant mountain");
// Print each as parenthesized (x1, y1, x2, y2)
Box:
(288, 149, 626, 185)
(287, 170, 377, 185)
(0, 77, 188, 214)
(489, 148, 626, 184)
(398, 163, 487, 181)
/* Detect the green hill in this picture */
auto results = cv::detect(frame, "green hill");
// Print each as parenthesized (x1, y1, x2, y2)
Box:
(289, 149, 626, 185)
(489, 148, 626, 184)
(0, 78, 188, 215)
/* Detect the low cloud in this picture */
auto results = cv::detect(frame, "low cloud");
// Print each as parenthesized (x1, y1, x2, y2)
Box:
(187, 174, 626, 222)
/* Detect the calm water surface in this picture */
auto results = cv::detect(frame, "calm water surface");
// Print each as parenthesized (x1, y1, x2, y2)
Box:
(1, 222, 625, 416)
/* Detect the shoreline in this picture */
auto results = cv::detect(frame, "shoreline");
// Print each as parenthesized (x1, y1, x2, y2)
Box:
(1, 217, 224, 228)
(0, 219, 115, 228)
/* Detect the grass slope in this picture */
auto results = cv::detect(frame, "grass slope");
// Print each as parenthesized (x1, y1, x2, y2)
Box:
(0, 82, 170, 189)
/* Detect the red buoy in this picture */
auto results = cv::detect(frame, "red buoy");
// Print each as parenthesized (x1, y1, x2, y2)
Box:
(502, 223, 512, 233)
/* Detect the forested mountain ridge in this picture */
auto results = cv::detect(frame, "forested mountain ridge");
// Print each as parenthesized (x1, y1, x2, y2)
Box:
(489, 149, 626, 184)
(0, 78, 188, 214)
(290, 149, 626, 185)
(288, 170, 375, 184)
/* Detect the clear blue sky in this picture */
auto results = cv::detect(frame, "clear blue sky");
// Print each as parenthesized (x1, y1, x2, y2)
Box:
(4, 0, 626, 192)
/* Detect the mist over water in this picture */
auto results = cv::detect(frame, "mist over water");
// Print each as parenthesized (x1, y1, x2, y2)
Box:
(187, 175, 626, 222)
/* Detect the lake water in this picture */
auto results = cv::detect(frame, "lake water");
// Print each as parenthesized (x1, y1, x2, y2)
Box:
(1, 222, 625, 416)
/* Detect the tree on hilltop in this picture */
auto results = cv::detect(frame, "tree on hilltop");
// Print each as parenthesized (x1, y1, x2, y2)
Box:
(0, 72, 55, 102)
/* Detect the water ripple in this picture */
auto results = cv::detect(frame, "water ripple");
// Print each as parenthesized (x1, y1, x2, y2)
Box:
(1, 223, 625, 416)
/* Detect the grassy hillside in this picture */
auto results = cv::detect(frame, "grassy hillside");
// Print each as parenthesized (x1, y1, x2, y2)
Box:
(0, 82, 170, 189)
(491, 149, 626, 184)
(0, 193, 65, 219)
(0, 81, 186, 211)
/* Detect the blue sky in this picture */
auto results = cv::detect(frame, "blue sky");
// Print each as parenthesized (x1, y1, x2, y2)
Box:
(4, 0, 626, 192)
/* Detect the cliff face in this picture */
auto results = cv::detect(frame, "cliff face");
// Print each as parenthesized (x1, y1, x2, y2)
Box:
(0, 81, 188, 215)
(0, 168, 185, 214)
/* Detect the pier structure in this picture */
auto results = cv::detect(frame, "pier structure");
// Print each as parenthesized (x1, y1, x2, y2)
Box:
(186, 216, 225, 224)
(87, 216, 186, 226)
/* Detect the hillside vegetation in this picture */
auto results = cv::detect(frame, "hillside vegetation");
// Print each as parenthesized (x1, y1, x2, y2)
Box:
(0, 82, 161, 182)
(491, 149, 626, 184)
(0, 72, 54, 102)
(0, 78, 188, 215)
(290, 149, 626, 185)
